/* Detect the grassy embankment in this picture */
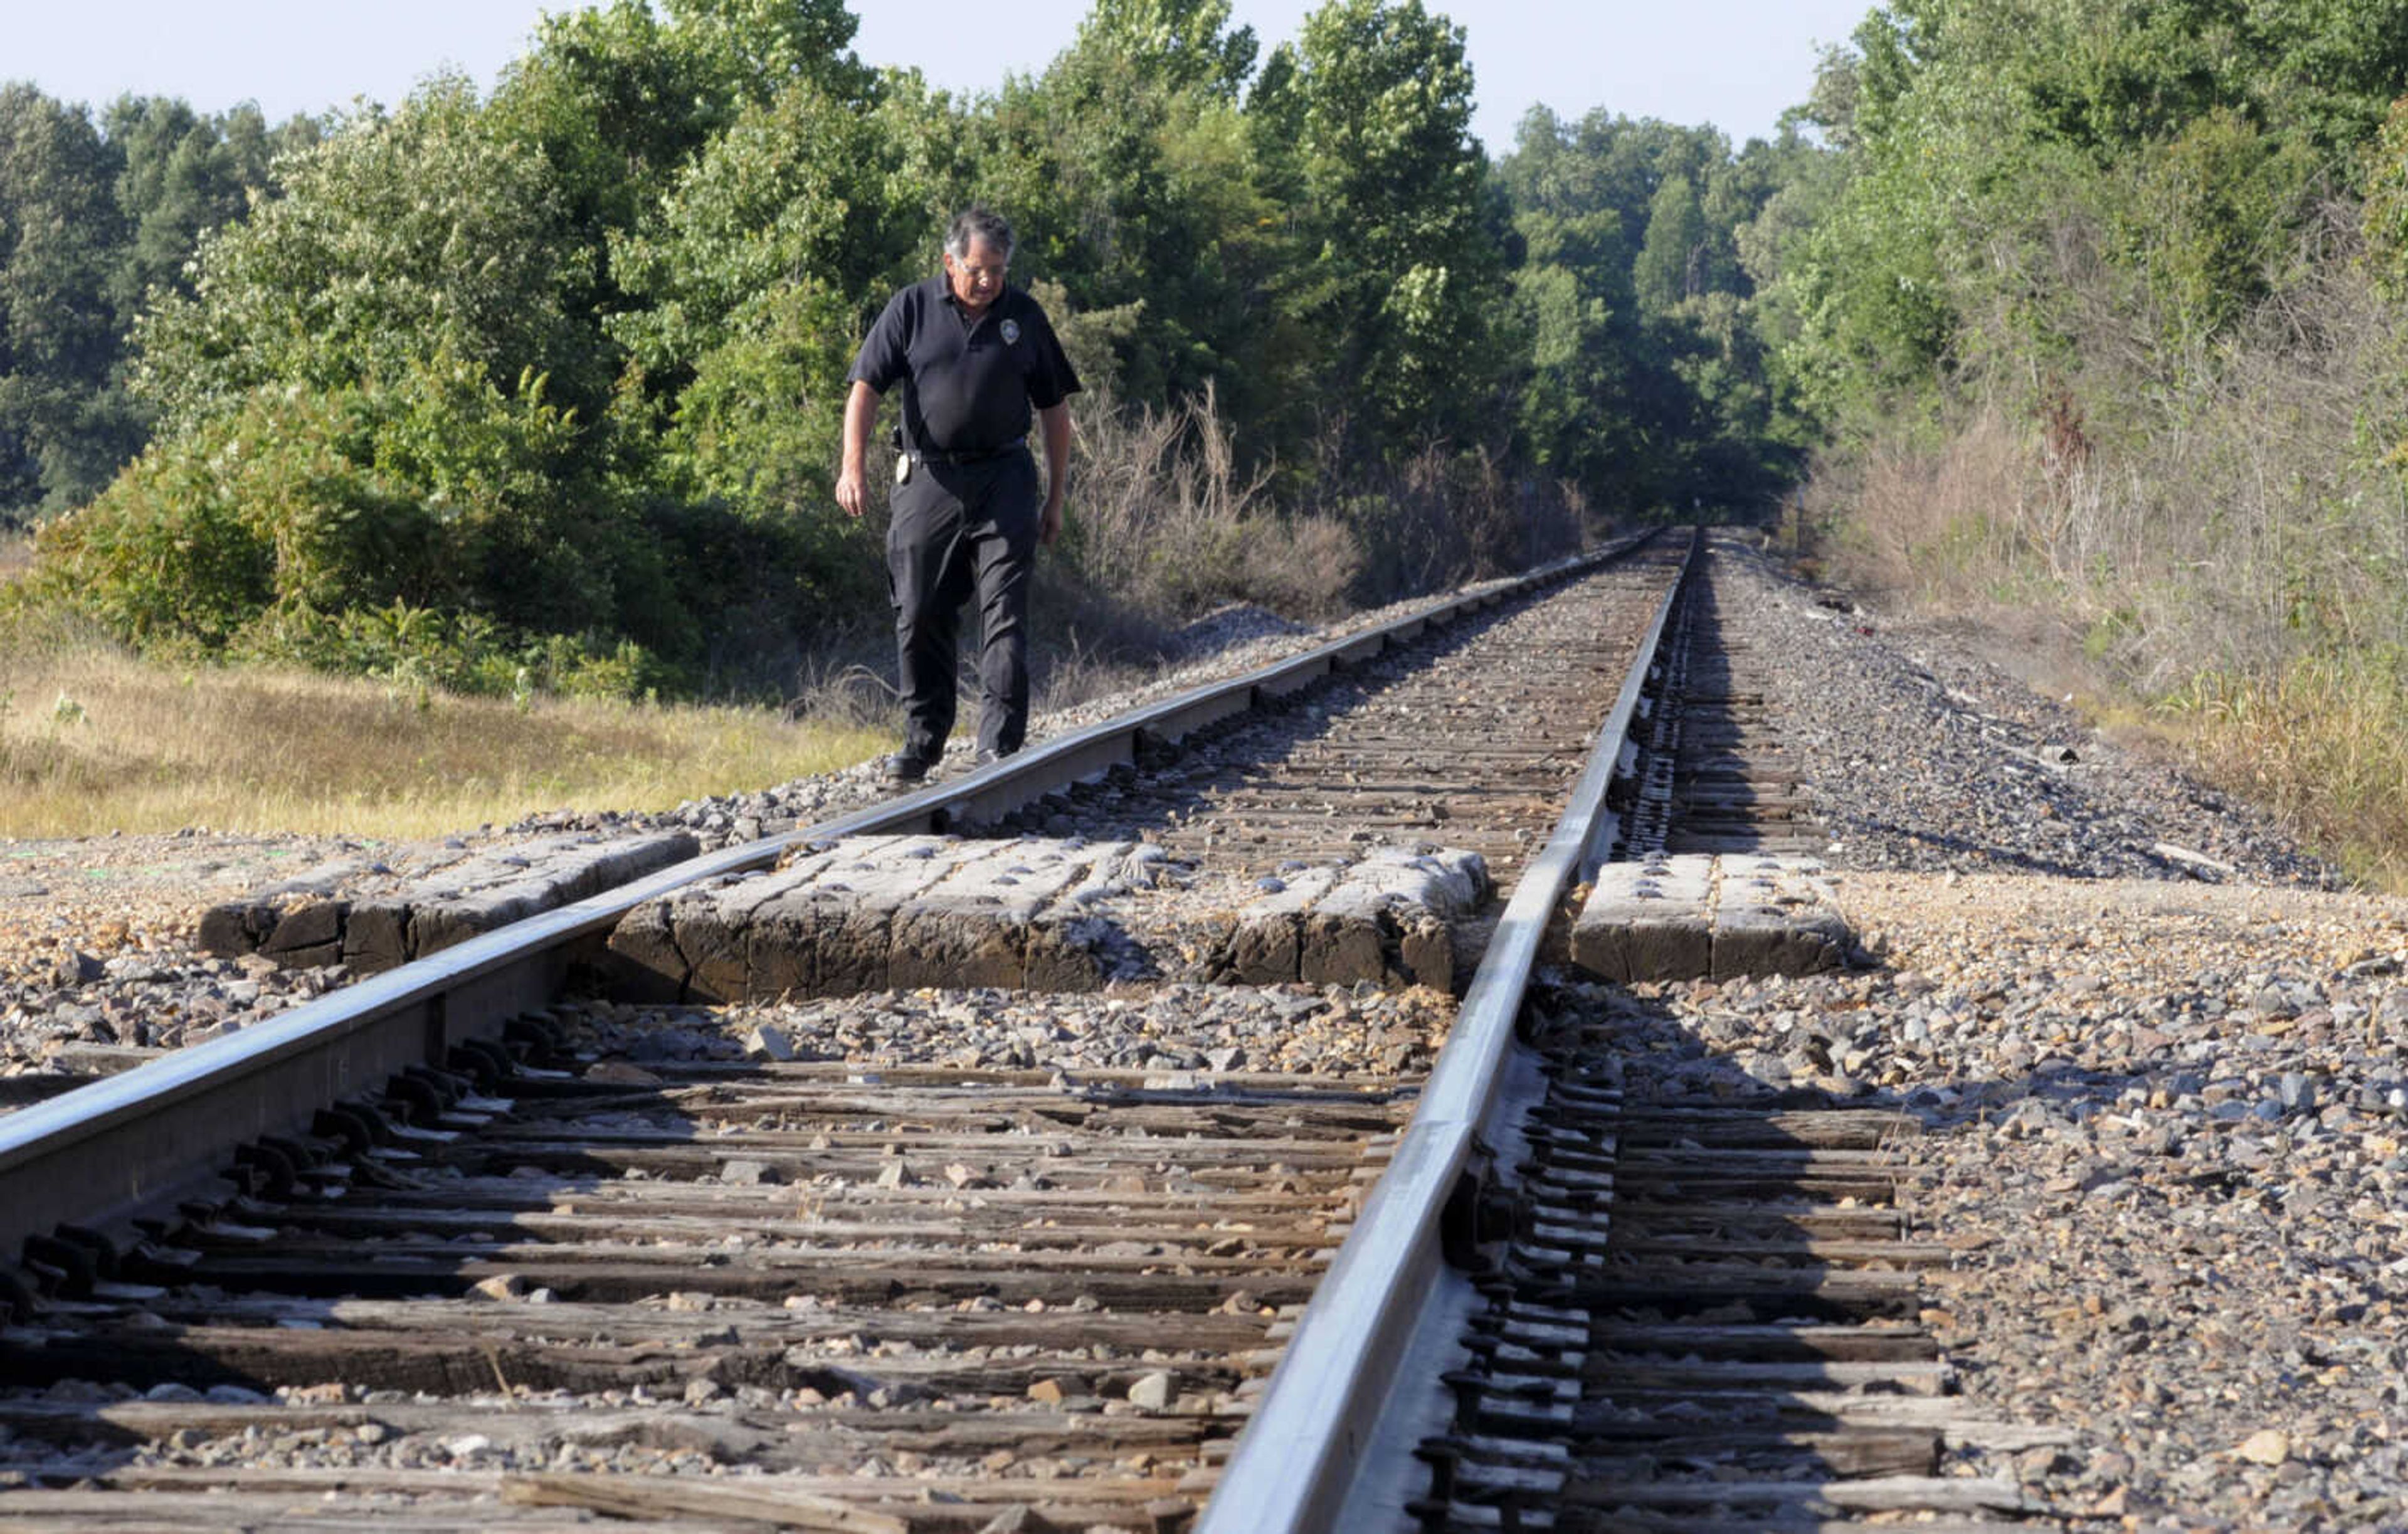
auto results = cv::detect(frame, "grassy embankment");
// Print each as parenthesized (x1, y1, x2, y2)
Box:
(0, 389, 1407, 844)
(1803, 385, 2408, 892)
(1, 376, 1391, 845)
(1, 580, 887, 840)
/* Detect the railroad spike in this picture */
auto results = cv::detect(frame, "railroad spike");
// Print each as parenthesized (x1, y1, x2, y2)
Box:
(403, 1062, 472, 1106)
(231, 1140, 298, 1200)
(314, 1101, 383, 1153)
(0, 1264, 42, 1322)
(502, 1014, 559, 1066)
(21, 1234, 95, 1298)
(120, 1239, 201, 1284)
(383, 1071, 446, 1124)
(258, 1133, 329, 1173)
(51, 1223, 121, 1281)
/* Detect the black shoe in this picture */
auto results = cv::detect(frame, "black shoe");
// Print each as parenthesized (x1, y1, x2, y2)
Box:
(883, 753, 930, 785)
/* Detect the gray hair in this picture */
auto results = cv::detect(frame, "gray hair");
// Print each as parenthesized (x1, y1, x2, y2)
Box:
(945, 207, 1015, 262)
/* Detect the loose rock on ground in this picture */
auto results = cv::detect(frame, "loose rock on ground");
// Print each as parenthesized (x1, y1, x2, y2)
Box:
(3, 539, 2402, 1526)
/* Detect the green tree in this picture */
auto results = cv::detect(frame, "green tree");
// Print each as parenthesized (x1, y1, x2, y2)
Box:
(488, 0, 872, 260)
(36, 349, 595, 649)
(1497, 107, 1644, 502)
(1633, 172, 1708, 312)
(0, 84, 133, 517)
(1499, 106, 1803, 516)
(1264, 0, 1506, 453)
(608, 73, 917, 511)
(2114, 105, 2309, 344)
(1074, 0, 1257, 97)
(970, 0, 1284, 425)
(132, 75, 599, 433)
(1771, 0, 2408, 429)
(103, 96, 308, 322)
(2248, 0, 2408, 161)
(64, 76, 672, 670)
(2361, 94, 2408, 303)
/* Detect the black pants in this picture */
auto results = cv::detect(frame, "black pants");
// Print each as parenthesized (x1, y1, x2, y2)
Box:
(885, 449, 1040, 763)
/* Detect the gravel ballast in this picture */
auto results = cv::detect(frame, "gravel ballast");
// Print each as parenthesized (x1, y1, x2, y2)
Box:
(2, 537, 2402, 1525)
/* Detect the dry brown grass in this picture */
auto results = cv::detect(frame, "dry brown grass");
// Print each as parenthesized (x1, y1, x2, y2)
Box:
(0, 529, 29, 584)
(1804, 413, 2052, 611)
(1065, 386, 1362, 625)
(2161, 657, 2408, 891)
(1805, 230, 2408, 892)
(0, 642, 884, 840)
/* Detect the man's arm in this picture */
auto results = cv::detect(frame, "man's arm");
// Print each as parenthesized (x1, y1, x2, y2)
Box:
(1037, 401, 1070, 546)
(834, 379, 882, 519)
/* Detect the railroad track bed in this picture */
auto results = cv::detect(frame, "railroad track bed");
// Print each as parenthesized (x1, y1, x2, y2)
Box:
(599, 551, 1686, 1012)
(0, 547, 1671, 1107)
(1405, 973, 2052, 1532)
(0, 985, 1437, 1531)
(991, 554, 1682, 886)
(1787, 874, 2408, 1528)
(8, 536, 2402, 1531)
(1375, 541, 2396, 1530)
(1701, 542, 2325, 889)
(0, 569, 1557, 1094)
(1435, 867, 2408, 1531)
(0, 548, 1687, 1529)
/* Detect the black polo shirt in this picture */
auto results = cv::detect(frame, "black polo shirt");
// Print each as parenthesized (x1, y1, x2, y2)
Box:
(846, 275, 1081, 457)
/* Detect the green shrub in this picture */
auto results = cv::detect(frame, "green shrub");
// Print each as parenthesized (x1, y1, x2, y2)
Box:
(26, 349, 692, 700)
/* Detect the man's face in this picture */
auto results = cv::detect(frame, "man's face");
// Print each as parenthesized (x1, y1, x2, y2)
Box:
(943, 236, 1008, 314)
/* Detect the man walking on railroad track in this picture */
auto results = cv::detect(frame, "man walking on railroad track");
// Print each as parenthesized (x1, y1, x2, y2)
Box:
(835, 207, 1081, 786)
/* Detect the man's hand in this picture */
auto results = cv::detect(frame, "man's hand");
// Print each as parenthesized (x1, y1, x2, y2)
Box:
(1037, 400, 1071, 547)
(835, 379, 880, 519)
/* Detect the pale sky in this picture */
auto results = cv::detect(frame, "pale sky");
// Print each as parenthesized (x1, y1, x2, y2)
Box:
(8, 1, 1871, 152)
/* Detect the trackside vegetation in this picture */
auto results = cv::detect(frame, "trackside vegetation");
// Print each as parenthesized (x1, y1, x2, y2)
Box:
(1772, 0, 2408, 885)
(0, 0, 1807, 707)
(0, 630, 885, 838)
(11, 0, 2408, 877)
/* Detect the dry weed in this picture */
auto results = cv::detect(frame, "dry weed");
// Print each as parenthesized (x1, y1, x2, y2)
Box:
(1067, 383, 1291, 621)
(1809, 209, 2408, 887)
(2163, 658, 2408, 891)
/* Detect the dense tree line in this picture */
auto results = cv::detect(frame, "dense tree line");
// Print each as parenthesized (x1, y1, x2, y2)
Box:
(0, 88, 315, 519)
(1748, 1, 2408, 655)
(29, 0, 2408, 751)
(1766, 0, 2408, 425)
(8, 0, 1812, 699)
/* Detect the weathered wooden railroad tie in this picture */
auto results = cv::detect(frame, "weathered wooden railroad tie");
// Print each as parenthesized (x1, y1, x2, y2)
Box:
(1381, 558, 2042, 1530)
(1610, 548, 1824, 864)
(0, 554, 1684, 1528)
(177, 549, 1687, 1017)
(1006, 548, 1691, 887)
(581, 549, 1694, 1013)
(0, 1014, 1417, 1531)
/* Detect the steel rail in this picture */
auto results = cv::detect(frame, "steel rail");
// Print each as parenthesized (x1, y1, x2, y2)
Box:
(0, 536, 1650, 1283)
(1194, 529, 1697, 1534)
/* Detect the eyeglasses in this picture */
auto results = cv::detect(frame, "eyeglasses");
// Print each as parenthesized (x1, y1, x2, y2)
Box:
(952, 261, 1008, 282)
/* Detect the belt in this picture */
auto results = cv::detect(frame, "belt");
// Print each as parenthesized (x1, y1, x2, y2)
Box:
(912, 438, 1025, 465)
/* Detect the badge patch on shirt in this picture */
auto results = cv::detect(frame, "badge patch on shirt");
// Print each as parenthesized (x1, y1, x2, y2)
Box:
(1000, 319, 1022, 345)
